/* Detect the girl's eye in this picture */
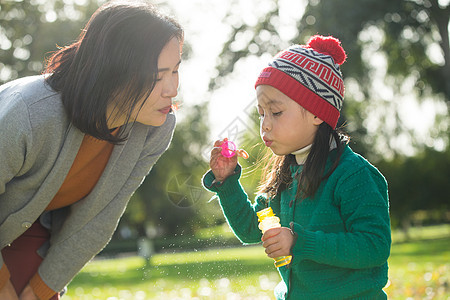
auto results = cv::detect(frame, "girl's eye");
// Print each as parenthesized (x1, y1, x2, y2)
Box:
(273, 111, 282, 116)
(256, 108, 264, 117)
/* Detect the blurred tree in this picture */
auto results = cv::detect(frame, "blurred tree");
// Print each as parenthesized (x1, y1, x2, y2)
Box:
(211, 0, 449, 159)
(298, 0, 449, 158)
(377, 147, 450, 236)
(0, 0, 101, 83)
(298, 0, 449, 99)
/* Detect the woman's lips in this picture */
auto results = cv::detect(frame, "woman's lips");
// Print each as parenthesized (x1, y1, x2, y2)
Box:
(158, 106, 172, 114)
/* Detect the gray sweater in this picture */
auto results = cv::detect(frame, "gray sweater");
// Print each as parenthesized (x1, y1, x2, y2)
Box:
(0, 75, 176, 292)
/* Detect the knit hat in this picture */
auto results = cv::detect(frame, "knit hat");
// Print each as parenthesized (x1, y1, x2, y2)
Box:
(255, 35, 347, 129)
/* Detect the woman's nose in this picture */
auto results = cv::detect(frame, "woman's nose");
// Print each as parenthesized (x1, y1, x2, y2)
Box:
(162, 75, 179, 98)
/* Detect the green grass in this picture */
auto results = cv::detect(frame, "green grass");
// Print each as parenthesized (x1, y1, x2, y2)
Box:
(65, 224, 450, 299)
(384, 225, 450, 299)
(65, 246, 278, 299)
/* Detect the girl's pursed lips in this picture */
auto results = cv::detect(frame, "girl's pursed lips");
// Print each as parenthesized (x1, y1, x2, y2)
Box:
(262, 136, 273, 147)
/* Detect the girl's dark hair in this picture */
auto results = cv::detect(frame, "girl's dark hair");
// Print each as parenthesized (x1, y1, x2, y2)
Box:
(44, 1, 183, 143)
(258, 123, 349, 200)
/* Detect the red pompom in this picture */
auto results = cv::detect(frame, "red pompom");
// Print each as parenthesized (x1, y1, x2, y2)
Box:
(306, 35, 347, 65)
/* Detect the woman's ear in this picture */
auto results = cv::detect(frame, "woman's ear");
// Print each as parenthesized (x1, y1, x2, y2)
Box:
(313, 116, 324, 126)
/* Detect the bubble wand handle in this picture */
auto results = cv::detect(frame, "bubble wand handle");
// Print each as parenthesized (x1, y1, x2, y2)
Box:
(219, 139, 249, 159)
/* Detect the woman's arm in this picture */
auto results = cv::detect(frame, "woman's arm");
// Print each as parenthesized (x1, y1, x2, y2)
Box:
(0, 93, 31, 195)
(36, 116, 177, 294)
(0, 93, 32, 270)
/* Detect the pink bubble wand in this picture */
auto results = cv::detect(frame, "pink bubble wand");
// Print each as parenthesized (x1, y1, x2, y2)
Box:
(218, 138, 249, 159)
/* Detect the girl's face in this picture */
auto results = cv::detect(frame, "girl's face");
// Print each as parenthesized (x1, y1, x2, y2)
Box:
(256, 85, 323, 156)
(108, 36, 182, 128)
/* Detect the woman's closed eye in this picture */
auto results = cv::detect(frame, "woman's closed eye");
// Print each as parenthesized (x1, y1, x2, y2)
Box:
(156, 68, 179, 82)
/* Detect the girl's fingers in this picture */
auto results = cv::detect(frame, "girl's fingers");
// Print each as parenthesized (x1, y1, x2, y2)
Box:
(211, 140, 225, 158)
(264, 237, 291, 258)
(211, 147, 222, 156)
(213, 138, 228, 147)
(262, 228, 281, 241)
(262, 234, 280, 248)
(267, 249, 287, 258)
(265, 244, 283, 257)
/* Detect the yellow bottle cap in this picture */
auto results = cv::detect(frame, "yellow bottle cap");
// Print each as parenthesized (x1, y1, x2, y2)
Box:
(256, 207, 275, 222)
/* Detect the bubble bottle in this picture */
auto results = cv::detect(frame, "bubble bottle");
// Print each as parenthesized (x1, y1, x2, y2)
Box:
(257, 207, 292, 267)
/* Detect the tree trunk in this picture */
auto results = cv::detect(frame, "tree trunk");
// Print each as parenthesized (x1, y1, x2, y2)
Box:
(430, 1, 450, 106)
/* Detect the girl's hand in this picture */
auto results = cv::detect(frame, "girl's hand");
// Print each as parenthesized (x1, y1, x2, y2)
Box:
(210, 139, 238, 182)
(261, 227, 295, 258)
(0, 279, 19, 300)
(19, 284, 38, 300)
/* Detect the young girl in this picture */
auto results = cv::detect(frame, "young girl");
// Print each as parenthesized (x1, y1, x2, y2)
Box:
(0, 1, 182, 299)
(203, 35, 391, 299)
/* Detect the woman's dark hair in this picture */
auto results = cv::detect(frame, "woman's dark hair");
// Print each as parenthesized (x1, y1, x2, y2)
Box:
(258, 123, 349, 200)
(44, 1, 183, 143)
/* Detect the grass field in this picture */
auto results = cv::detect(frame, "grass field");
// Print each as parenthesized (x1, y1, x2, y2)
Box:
(64, 224, 450, 299)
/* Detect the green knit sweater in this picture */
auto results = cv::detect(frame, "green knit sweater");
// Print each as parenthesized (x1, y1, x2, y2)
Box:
(203, 145, 391, 300)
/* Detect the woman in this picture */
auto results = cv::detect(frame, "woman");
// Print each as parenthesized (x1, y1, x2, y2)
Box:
(0, 1, 183, 299)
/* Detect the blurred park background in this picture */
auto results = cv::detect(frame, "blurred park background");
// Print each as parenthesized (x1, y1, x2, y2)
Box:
(1, 0, 449, 299)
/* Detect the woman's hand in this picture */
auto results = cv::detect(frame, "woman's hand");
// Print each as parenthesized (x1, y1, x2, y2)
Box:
(19, 284, 38, 300)
(0, 279, 19, 300)
(261, 227, 295, 258)
(210, 139, 238, 182)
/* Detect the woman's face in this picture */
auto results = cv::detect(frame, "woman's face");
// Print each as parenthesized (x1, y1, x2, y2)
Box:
(108, 36, 182, 128)
(256, 85, 323, 156)
(135, 36, 182, 126)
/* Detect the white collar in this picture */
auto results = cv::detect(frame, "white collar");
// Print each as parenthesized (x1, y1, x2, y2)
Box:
(291, 136, 341, 165)
(291, 144, 312, 165)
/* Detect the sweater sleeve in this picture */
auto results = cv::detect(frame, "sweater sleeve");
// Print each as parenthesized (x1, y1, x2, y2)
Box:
(0, 263, 11, 291)
(29, 273, 56, 300)
(290, 165, 391, 269)
(0, 93, 30, 195)
(202, 165, 267, 244)
(0, 93, 31, 268)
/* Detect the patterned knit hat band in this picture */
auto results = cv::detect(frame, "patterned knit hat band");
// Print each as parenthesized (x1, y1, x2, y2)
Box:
(255, 35, 347, 129)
